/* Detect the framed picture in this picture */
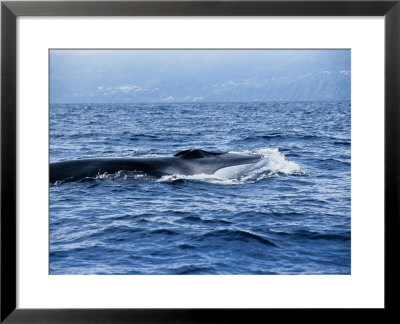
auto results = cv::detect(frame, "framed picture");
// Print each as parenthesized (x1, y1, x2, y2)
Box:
(1, 0, 399, 322)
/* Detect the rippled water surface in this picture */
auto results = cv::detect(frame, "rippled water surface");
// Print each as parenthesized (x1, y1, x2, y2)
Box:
(50, 102, 351, 274)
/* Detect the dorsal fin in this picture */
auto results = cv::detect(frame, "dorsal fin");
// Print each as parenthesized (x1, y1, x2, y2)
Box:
(174, 149, 223, 159)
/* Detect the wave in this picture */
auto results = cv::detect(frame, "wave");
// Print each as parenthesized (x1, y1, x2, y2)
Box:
(273, 229, 351, 242)
(236, 134, 320, 142)
(198, 228, 278, 247)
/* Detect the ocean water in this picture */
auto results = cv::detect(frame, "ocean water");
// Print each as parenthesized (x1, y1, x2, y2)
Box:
(49, 102, 351, 275)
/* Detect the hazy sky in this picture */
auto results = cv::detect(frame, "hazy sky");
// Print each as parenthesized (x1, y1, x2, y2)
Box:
(50, 49, 350, 103)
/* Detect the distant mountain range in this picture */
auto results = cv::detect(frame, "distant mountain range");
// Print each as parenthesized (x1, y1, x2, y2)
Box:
(50, 49, 350, 103)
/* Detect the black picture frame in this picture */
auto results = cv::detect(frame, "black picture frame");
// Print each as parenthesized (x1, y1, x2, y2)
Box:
(1, 0, 399, 322)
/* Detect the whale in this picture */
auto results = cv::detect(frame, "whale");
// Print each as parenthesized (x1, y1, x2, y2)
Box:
(50, 149, 263, 183)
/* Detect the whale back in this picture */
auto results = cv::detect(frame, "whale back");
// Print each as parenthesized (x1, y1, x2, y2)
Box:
(173, 149, 223, 159)
(50, 149, 262, 183)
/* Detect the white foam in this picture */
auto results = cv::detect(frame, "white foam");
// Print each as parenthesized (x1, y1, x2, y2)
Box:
(94, 170, 150, 181)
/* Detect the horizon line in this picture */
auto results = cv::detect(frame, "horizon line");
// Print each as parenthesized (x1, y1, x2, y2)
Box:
(49, 99, 351, 105)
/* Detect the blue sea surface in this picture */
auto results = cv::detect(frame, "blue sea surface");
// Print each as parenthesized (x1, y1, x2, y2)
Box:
(49, 102, 351, 275)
